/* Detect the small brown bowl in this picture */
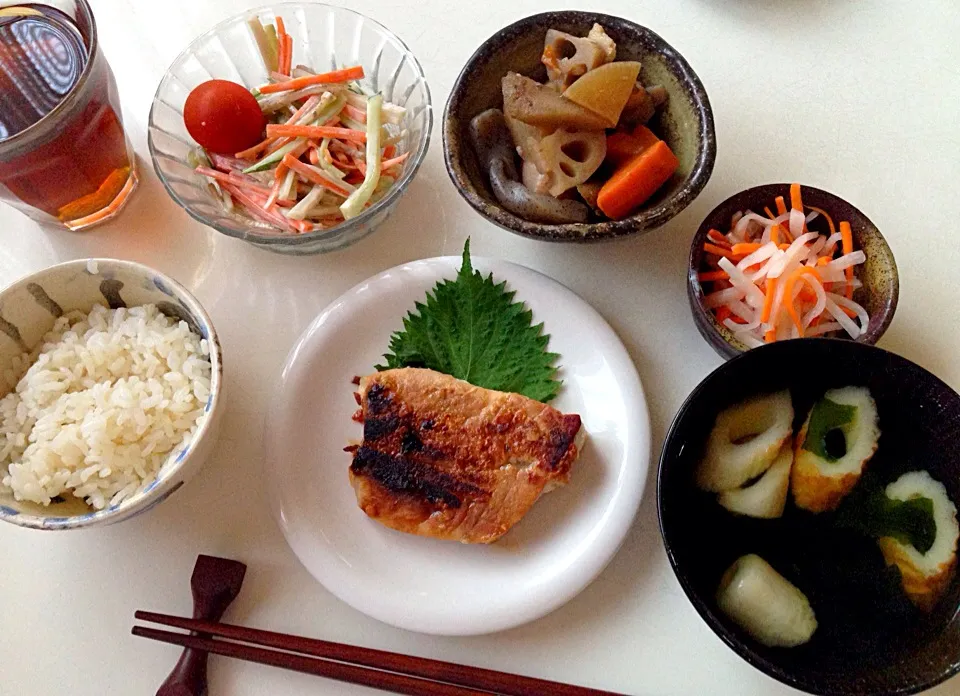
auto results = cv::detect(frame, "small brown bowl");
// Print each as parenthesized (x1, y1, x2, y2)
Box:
(688, 184, 899, 359)
(442, 11, 716, 242)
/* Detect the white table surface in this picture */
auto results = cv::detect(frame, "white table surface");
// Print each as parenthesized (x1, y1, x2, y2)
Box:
(1, 1, 959, 694)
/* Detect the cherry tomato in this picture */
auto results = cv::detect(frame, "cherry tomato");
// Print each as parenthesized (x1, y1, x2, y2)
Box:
(183, 80, 265, 154)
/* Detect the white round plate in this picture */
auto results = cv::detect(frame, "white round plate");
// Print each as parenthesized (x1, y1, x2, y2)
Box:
(265, 256, 650, 635)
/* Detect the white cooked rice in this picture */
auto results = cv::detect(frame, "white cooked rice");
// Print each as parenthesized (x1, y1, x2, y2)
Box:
(0, 304, 211, 510)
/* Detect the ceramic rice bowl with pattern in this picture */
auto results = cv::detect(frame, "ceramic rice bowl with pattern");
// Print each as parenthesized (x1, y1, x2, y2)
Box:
(0, 259, 223, 530)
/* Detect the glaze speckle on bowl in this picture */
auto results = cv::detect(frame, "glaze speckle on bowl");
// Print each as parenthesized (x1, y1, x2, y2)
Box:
(688, 184, 899, 359)
(443, 11, 715, 242)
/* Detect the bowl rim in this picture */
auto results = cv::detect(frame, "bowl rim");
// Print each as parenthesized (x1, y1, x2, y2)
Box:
(147, 1, 433, 249)
(441, 9, 716, 242)
(687, 182, 899, 359)
(656, 337, 960, 695)
(0, 258, 223, 530)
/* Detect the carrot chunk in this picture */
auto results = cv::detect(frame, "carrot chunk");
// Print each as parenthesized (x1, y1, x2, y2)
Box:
(596, 140, 679, 219)
(604, 125, 661, 168)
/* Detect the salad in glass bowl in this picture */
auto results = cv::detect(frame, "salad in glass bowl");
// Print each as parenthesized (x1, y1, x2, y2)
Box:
(149, 4, 432, 255)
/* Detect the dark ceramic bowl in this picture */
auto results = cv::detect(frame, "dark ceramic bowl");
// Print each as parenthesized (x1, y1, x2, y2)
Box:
(689, 184, 899, 359)
(443, 11, 716, 242)
(658, 338, 960, 695)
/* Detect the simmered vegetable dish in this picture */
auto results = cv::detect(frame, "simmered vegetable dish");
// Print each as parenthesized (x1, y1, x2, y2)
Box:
(469, 24, 679, 224)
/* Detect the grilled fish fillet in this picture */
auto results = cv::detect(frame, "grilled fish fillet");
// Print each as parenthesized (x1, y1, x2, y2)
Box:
(348, 368, 583, 544)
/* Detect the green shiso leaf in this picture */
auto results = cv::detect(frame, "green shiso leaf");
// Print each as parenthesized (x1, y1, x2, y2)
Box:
(803, 397, 857, 461)
(378, 239, 561, 402)
(837, 477, 937, 553)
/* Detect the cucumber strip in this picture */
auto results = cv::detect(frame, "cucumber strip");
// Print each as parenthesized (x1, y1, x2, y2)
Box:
(301, 94, 345, 126)
(242, 139, 304, 174)
(340, 93, 383, 219)
(190, 149, 225, 199)
(278, 167, 297, 201)
(316, 138, 347, 181)
(247, 19, 275, 74)
(338, 115, 366, 132)
(264, 25, 279, 72)
(285, 185, 326, 220)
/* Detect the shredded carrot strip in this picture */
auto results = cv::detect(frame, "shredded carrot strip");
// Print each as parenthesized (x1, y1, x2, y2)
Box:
(288, 139, 311, 160)
(764, 329, 776, 343)
(707, 229, 731, 247)
(704, 243, 735, 259)
(763, 206, 776, 220)
(731, 243, 761, 256)
(698, 270, 730, 282)
(716, 306, 732, 324)
(308, 148, 320, 165)
(784, 267, 822, 336)
(235, 97, 322, 159)
(816, 256, 830, 266)
(195, 167, 272, 196)
(770, 223, 781, 245)
(807, 205, 836, 236)
(383, 145, 396, 160)
(840, 221, 854, 256)
(283, 35, 293, 75)
(264, 137, 294, 157)
(275, 17, 289, 76)
(223, 183, 297, 232)
(760, 278, 775, 323)
(266, 124, 367, 142)
(264, 161, 288, 209)
(342, 102, 368, 123)
(282, 153, 351, 197)
(235, 139, 271, 160)
(775, 196, 787, 216)
(259, 65, 365, 94)
(382, 152, 409, 170)
(790, 183, 803, 212)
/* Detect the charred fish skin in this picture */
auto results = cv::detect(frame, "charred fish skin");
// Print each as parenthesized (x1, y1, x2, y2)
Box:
(348, 368, 583, 543)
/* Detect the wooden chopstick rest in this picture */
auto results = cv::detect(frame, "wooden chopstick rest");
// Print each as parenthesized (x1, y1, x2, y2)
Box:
(156, 555, 247, 696)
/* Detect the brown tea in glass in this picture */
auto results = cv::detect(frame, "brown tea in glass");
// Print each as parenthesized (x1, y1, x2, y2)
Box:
(0, 1, 137, 230)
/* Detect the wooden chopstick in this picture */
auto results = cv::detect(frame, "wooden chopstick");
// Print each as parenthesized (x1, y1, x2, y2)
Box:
(133, 626, 485, 696)
(134, 611, 628, 696)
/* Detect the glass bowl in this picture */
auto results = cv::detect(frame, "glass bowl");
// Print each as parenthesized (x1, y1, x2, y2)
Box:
(148, 3, 432, 255)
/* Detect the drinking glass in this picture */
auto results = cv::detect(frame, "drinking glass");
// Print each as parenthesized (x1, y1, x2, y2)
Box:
(0, 0, 137, 229)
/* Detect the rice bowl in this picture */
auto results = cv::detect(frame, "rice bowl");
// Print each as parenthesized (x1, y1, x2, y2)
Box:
(0, 258, 223, 530)
(0, 304, 211, 510)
